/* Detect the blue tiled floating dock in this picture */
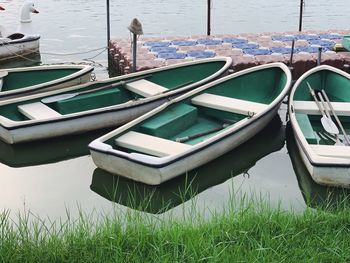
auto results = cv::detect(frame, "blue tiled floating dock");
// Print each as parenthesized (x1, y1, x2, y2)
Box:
(108, 29, 350, 79)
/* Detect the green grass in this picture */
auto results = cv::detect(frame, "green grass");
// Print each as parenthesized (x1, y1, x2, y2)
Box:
(1, 201, 350, 263)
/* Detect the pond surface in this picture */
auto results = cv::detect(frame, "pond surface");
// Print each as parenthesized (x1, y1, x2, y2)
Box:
(0, 0, 349, 221)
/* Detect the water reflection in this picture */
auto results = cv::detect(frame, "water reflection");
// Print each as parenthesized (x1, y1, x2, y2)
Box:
(91, 116, 286, 214)
(286, 123, 350, 209)
(0, 53, 41, 69)
(0, 128, 112, 167)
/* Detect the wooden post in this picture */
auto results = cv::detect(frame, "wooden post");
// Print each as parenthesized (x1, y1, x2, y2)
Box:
(207, 0, 211, 36)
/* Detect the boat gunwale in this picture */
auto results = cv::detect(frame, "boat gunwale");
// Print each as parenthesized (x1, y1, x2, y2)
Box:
(0, 64, 94, 99)
(289, 64, 350, 168)
(89, 62, 292, 168)
(0, 35, 40, 46)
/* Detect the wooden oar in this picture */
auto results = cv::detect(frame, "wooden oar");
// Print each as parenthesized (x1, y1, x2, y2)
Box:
(307, 82, 339, 135)
(175, 123, 230, 143)
(41, 74, 153, 104)
(321, 89, 350, 146)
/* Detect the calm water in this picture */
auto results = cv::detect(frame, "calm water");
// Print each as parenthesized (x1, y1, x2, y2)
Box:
(0, 0, 350, 221)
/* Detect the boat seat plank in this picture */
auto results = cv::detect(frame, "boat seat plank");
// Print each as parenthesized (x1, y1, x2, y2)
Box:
(310, 145, 350, 159)
(115, 131, 191, 157)
(293, 100, 350, 116)
(191, 93, 268, 115)
(18, 102, 61, 120)
(125, 79, 168, 97)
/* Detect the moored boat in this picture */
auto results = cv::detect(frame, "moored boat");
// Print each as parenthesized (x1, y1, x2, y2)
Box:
(0, 64, 93, 101)
(89, 62, 292, 185)
(0, 2, 40, 61)
(289, 65, 350, 188)
(0, 57, 232, 144)
(90, 116, 286, 213)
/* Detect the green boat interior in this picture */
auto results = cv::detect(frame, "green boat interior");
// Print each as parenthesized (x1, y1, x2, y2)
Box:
(1, 69, 80, 92)
(106, 67, 288, 157)
(0, 60, 227, 121)
(293, 69, 350, 146)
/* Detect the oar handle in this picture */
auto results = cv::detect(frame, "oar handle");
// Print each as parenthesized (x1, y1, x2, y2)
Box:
(307, 82, 324, 115)
(317, 91, 331, 118)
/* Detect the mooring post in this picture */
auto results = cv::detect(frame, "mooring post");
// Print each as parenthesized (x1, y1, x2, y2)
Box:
(317, 47, 322, 66)
(298, 0, 303, 32)
(128, 18, 143, 73)
(207, 0, 211, 36)
(132, 33, 137, 72)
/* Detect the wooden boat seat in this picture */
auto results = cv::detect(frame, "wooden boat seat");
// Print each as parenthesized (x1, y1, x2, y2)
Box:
(18, 102, 61, 120)
(191, 93, 268, 116)
(293, 100, 350, 116)
(115, 131, 191, 157)
(125, 79, 168, 97)
(310, 145, 350, 159)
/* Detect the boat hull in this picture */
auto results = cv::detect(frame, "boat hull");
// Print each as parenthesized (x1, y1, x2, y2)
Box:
(0, 99, 162, 144)
(90, 104, 280, 185)
(0, 35, 40, 61)
(289, 65, 350, 188)
(292, 129, 350, 188)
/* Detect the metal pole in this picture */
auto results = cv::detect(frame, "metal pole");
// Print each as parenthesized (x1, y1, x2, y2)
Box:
(106, 0, 111, 73)
(132, 33, 137, 72)
(298, 0, 303, 32)
(207, 0, 211, 36)
(106, 0, 111, 46)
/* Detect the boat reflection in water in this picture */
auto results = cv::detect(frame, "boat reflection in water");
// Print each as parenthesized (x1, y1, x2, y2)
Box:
(286, 123, 350, 209)
(90, 116, 286, 214)
(0, 52, 41, 69)
(0, 127, 112, 167)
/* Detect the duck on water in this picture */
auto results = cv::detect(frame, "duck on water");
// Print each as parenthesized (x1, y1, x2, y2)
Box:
(0, 1, 40, 61)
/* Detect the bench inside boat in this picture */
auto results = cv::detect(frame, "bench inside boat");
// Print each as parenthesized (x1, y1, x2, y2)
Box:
(14, 78, 170, 121)
(115, 93, 269, 157)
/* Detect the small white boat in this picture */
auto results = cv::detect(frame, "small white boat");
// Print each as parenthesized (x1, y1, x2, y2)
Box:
(0, 64, 93, 101)
(89, 62, 292, 185)
(289, 65, 350, 188)
(0, 1, 40, 61)
(90, 117, 286, 213)
(0, 57, 231, 144)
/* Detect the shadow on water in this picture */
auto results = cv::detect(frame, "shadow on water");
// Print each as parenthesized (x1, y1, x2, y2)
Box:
(90, 115, 286, 214)
(0, 128, 113, 167)
(286, 123, 350, 210)
(0, 53, 41, 69)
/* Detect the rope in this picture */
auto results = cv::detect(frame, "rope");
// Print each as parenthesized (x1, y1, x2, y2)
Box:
(0, 42, 108, 67)
(40, 47, 107, 56)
